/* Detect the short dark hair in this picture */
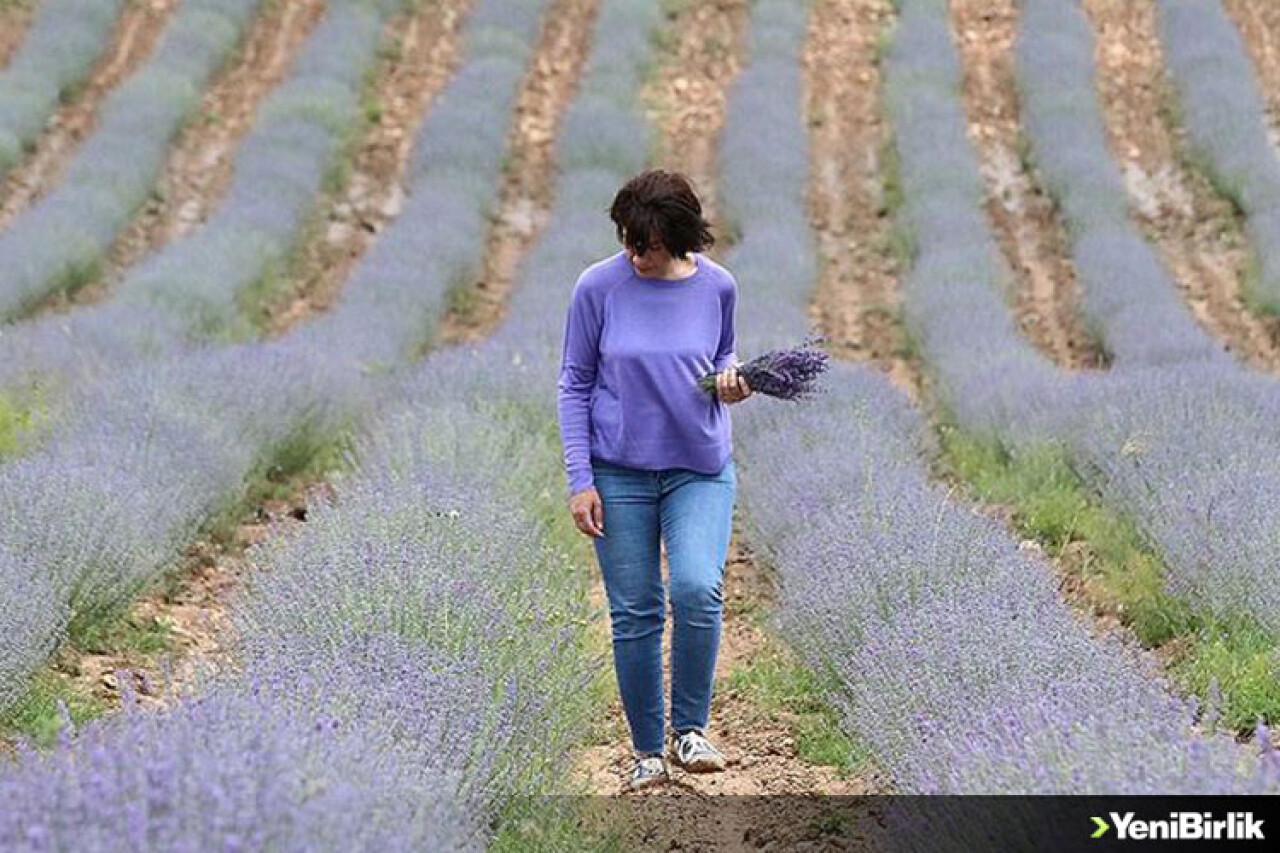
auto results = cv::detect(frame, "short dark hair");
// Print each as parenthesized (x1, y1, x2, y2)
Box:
(608, 169, 715, 259)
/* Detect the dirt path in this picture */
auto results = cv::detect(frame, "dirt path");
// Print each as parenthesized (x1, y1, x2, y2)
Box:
(0, 0, 36, 69)
(805, 0, 918, 401)
(637, 0, 745, 218)
(950, 0, 1103, 371)
(1223, 0, 1280, 145)
(260, 0, 474, 335)
(1082, 0, 1279, 371)
(436, 0, 601, 346)
(567, 5, 885, 849)
(0, 0, 180, 227)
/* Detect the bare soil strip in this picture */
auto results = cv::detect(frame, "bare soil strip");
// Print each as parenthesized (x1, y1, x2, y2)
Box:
(637, 0, 744, 219)
(0, 0, 180, 227)
(569, 5, 884, 850)
(261, 0, 474, 335)
(1222, 0, 1280, 143)
(436, 0, 601, 346)
(29, 0, 327, 318)
(0, 0, 37, 69)
(805, 0, 919, 401)
(950, 0, 1103, 371)
(1083, 0, 1279, 371)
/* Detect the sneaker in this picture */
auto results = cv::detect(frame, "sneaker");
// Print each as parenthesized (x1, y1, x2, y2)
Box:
(669, 728, 727, 772)
(628, 754, 668, 791)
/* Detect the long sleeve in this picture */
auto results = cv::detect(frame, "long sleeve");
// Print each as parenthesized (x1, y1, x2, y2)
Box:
(712, 278, 737, 371)
(556, 279, 600, 497)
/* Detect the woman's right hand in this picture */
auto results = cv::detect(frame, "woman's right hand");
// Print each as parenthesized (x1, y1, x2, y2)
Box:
(570, 487, 605, 538)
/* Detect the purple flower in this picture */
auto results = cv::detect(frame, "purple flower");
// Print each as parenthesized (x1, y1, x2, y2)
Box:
(697, 334, 830, 401)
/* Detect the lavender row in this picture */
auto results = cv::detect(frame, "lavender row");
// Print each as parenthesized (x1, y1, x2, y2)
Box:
(1, 631, 500, 850)
(1155, 0, 1280, 315)
(883, 0, 1060, 434)
(230, 369, 600, 823)
(1, 0, 650, 842)
(490, 0, 659, 355)
(1012, 0, 1280, 632)
(723, 0, 1279, 793)
(0, 358, 595, 850)
(0, 0, 126, 176)
(3, 365, 598, 849)
(0, 0, 399, 412)
(0, 0, 264, 321)
(890, 0, 1280, 636)
(0, 0, 553, 719)
(1015, 0, 1226, 369)
(741, 365, 1280, 793)
(291, 0, 550, 369)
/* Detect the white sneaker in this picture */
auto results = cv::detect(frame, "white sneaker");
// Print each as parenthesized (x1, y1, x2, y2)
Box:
(669, 728, 727, 772)
(628, 754, 668, 791)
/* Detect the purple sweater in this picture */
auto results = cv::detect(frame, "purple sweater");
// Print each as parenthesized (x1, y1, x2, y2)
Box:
(556, 250, 738, 497)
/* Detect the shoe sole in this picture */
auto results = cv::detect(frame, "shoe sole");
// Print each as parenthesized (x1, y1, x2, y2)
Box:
(670, 754, 726, 773)
(627, 774, 668, 791)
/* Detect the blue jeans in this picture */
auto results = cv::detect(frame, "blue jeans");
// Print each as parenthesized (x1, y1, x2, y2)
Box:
(589, 455, 736, 755)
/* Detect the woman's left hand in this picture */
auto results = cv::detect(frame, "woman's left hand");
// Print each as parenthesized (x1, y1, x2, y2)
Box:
(717, 363, 753, 404)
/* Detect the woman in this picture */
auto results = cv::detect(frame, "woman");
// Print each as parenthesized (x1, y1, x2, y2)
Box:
(556, 169, 752, 791)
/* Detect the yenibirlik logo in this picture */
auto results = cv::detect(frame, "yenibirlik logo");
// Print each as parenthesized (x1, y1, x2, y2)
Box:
(1091, 812, 1265, 841)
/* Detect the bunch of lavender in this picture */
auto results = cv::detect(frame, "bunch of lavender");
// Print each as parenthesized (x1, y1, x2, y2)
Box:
(698, 335, 830, 401)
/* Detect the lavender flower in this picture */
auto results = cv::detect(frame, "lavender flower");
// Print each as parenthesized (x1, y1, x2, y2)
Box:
(697, 334, 830, 400)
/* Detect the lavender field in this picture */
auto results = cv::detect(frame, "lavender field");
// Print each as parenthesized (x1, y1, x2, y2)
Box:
(3, 0, 1280, 847)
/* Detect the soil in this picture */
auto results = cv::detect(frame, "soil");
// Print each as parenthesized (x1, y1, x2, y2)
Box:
(0, 0, 180, 228)
(262, 0, 473, 336)
(566, 5, 890, 849)
(0, 0, 36, 69)
(638, 0, 747, 222)
(1222, 0, 1280, 146)
(950, 0, 1104, 371)
(1082, 0, 1280, 371)
(436, 0, 601, 346)
(803, 0, 919, 401)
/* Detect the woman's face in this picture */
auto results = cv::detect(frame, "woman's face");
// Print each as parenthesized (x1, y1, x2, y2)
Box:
(622, 232, 674, 277)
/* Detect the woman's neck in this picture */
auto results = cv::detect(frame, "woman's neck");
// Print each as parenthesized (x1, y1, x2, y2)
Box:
(648, 254, 698, 280)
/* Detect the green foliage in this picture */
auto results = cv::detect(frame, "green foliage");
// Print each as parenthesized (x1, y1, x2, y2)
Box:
(0, 389, 49, 459)
(48, 254, 104, 306)
(1, 670, 111, 749)
(361, 93, 383, 125)
(445, 271, 481, 318)
(1172, 623, 1280, 734)
(230, 252, 288, 339)
(877, 140, 916, 268)
(57, 78, 86, 107)
(878, 139, 903, 218)
(1240, 252, 1280, 318)
(74, 612, 174, 659)
(727, 639, 872, 777)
